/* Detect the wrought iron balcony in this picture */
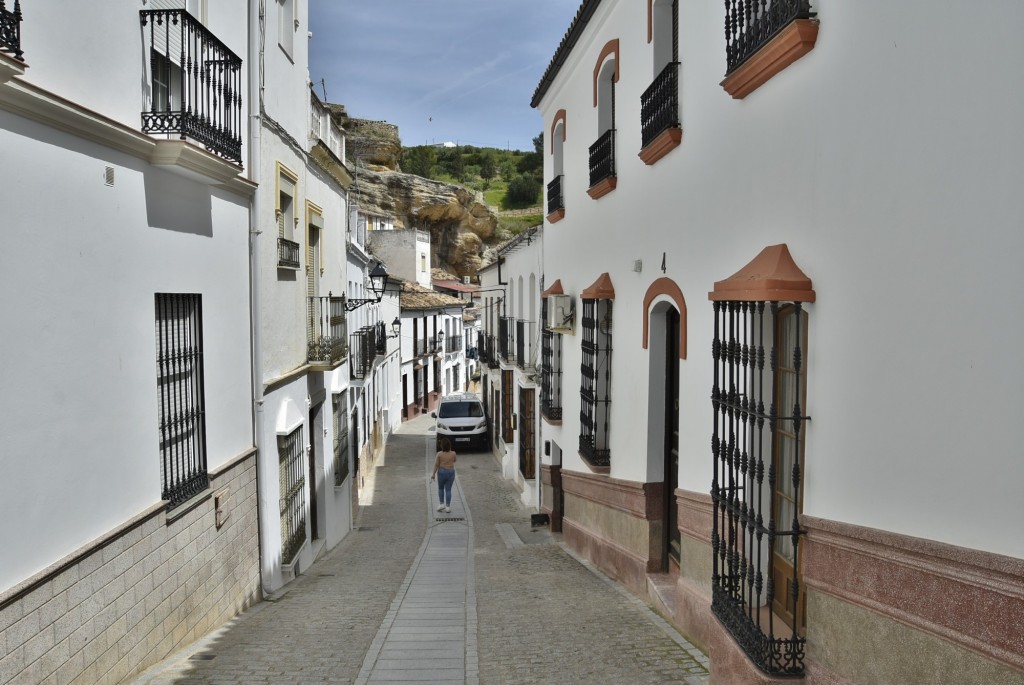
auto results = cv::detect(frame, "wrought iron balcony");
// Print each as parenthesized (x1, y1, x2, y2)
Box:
(350, 325, 379, 380)
(278, 237, 300, 268)
(445, 335, 463, 354)
(375, 321, 387, 355)
(641, 62, 680, 149)
(414, 338, 430, 357)
(516, 320, 529, 370)
(307, 295, 348, 367)
(499, 317, 516, 364)
(589, 129, 616, 189)
(724, 0, 815, 74)
(485, 335, 499, 369)
(140, 9, 243, 164)
(0, 0, 23, 61)
(547, 175, 564, 216)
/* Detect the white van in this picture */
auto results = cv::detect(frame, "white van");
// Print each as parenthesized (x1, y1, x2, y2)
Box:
(432, 393, 488, 450)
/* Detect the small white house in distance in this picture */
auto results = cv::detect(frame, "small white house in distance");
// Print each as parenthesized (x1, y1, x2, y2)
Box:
(531, 0, 1024, 683)
(0, 1, 258, 683)
(370, 227, 434, 288)
(395, 279, 469, 420)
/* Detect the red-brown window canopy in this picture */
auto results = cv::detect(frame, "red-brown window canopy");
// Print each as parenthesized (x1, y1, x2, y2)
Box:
(581, 272, 615, 300)
(709, 244, 815, 302)
(541, 279, 565, 298)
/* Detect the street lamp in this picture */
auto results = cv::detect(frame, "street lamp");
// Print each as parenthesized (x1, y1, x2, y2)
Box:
(344, 262, 390, 311)
(387, 317, 401, 339)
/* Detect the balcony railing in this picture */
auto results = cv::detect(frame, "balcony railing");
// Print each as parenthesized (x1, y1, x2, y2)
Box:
(140, 9, 243, 164)
(589, 129, 615, 189)
(485, 335, 499, 369)
(307, 296, 348, 366)
(414, 337, 429, 357)
(499, 317, 516, 364)
(278, 237, 300, 268)
(547, 175, 564, 216)
(516, 320, 535, 370)
(0, 0, 23, 61)
(725, 0, 815, 74)
(375, 321, 387, 355)
(641, 62, 680, 149)
(445, 335, 463, 354)
(350, 325, 379, 380)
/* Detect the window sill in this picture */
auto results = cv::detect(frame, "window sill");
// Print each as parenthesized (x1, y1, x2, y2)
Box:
(547, 208, 565, 224)
(578, 452, 610, 475)
(639, 127, 682, 165)
(720, 18, 819, 99)
(165, 487, 212, 524)
(587, 176, 617, 200)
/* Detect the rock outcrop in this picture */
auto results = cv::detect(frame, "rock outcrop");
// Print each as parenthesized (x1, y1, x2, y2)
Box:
(330, 104, 500, 278)
(352, 168, 498, 278)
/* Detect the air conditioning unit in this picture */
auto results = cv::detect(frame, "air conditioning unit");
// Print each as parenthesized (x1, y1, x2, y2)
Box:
(547, 294, 575, 334)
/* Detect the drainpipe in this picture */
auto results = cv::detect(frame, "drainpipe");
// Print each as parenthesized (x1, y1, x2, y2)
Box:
(248, 0, 272, 597)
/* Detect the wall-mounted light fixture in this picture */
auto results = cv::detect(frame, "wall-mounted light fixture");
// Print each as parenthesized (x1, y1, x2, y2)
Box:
(344, 262, 390, 311)
(387, 317, 401, 338)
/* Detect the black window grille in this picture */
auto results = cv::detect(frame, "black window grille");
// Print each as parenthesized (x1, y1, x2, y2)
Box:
(278, 426, 306, 565)
(589, 129, 616, 189)
(541, 300, 563, 421)
(641, 61, 680, 149)
(155, 294, 208, 509)
(278, 237, 300, 268)
(579, 299, 612, 468)
(710, 300, 808, 676)
(547, 175, 564, 216)
(333, 393, 350, 486)
(516, 320, 527, 370)
(0, 0, 23, 61)
(502, 370, 514, 443)
(724, 0, 815, 75)
(140, 9, 243, 164)
(499, 316, 515, 363)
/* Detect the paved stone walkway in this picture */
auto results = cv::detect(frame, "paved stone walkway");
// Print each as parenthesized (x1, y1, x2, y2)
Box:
(130, 414, 709, 685)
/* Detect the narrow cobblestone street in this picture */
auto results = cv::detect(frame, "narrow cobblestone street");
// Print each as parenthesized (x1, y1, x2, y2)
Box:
(130, 415, 709, 685)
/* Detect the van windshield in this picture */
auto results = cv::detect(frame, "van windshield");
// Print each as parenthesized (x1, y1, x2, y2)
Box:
(438, 402, 483, 419)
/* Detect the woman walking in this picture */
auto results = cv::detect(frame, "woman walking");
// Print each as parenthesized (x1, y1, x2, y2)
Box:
(431, 438, 457, 513)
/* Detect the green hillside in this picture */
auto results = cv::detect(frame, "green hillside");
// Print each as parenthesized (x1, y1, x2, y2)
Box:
(401, 136, 544, 240)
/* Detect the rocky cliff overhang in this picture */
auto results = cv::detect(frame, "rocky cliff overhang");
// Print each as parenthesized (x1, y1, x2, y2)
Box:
(353, 167, 498, 279)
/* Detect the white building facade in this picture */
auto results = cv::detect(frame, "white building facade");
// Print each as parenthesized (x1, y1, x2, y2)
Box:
(533, 0, 1024, 683)
(477, 229, 545, 506)
(0, 1, 259, 683)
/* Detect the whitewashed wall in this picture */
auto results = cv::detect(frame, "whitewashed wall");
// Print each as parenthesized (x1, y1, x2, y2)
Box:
(0, 110, 252, 592)
(537, 0, 1024, 558)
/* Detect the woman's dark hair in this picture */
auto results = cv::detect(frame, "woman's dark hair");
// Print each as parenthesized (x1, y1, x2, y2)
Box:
(439, 437, 452, 452)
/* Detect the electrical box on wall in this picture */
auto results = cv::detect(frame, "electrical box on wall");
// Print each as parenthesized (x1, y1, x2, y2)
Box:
(547, 294, 575, 334)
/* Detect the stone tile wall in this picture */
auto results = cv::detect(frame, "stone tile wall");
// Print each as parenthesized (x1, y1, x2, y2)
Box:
(0, 451, 260, 685)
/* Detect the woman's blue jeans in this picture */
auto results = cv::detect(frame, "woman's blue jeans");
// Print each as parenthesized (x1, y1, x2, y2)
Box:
(436, 467, 455, 506)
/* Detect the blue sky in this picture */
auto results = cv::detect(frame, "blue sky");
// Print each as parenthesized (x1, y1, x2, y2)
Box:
(308, 1, 582, 153)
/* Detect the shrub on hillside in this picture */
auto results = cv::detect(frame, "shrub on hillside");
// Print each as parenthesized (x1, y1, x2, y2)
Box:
(505, 174, 541, 207)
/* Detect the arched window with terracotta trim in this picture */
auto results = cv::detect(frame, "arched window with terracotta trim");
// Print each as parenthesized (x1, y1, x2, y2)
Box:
(589, 41, 619, 199)
(641, 0, 682, 164)
(547, 110, 566, 223)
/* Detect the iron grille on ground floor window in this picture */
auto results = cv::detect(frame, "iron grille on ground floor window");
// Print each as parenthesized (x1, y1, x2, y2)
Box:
(579, 299, 612, 468)
(333, 393, 350, 486)
(711, 299, 808, 676)
(541, 300, 563, 421)
(278, 426, 306, 565)
(155, 293, 208, 509)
